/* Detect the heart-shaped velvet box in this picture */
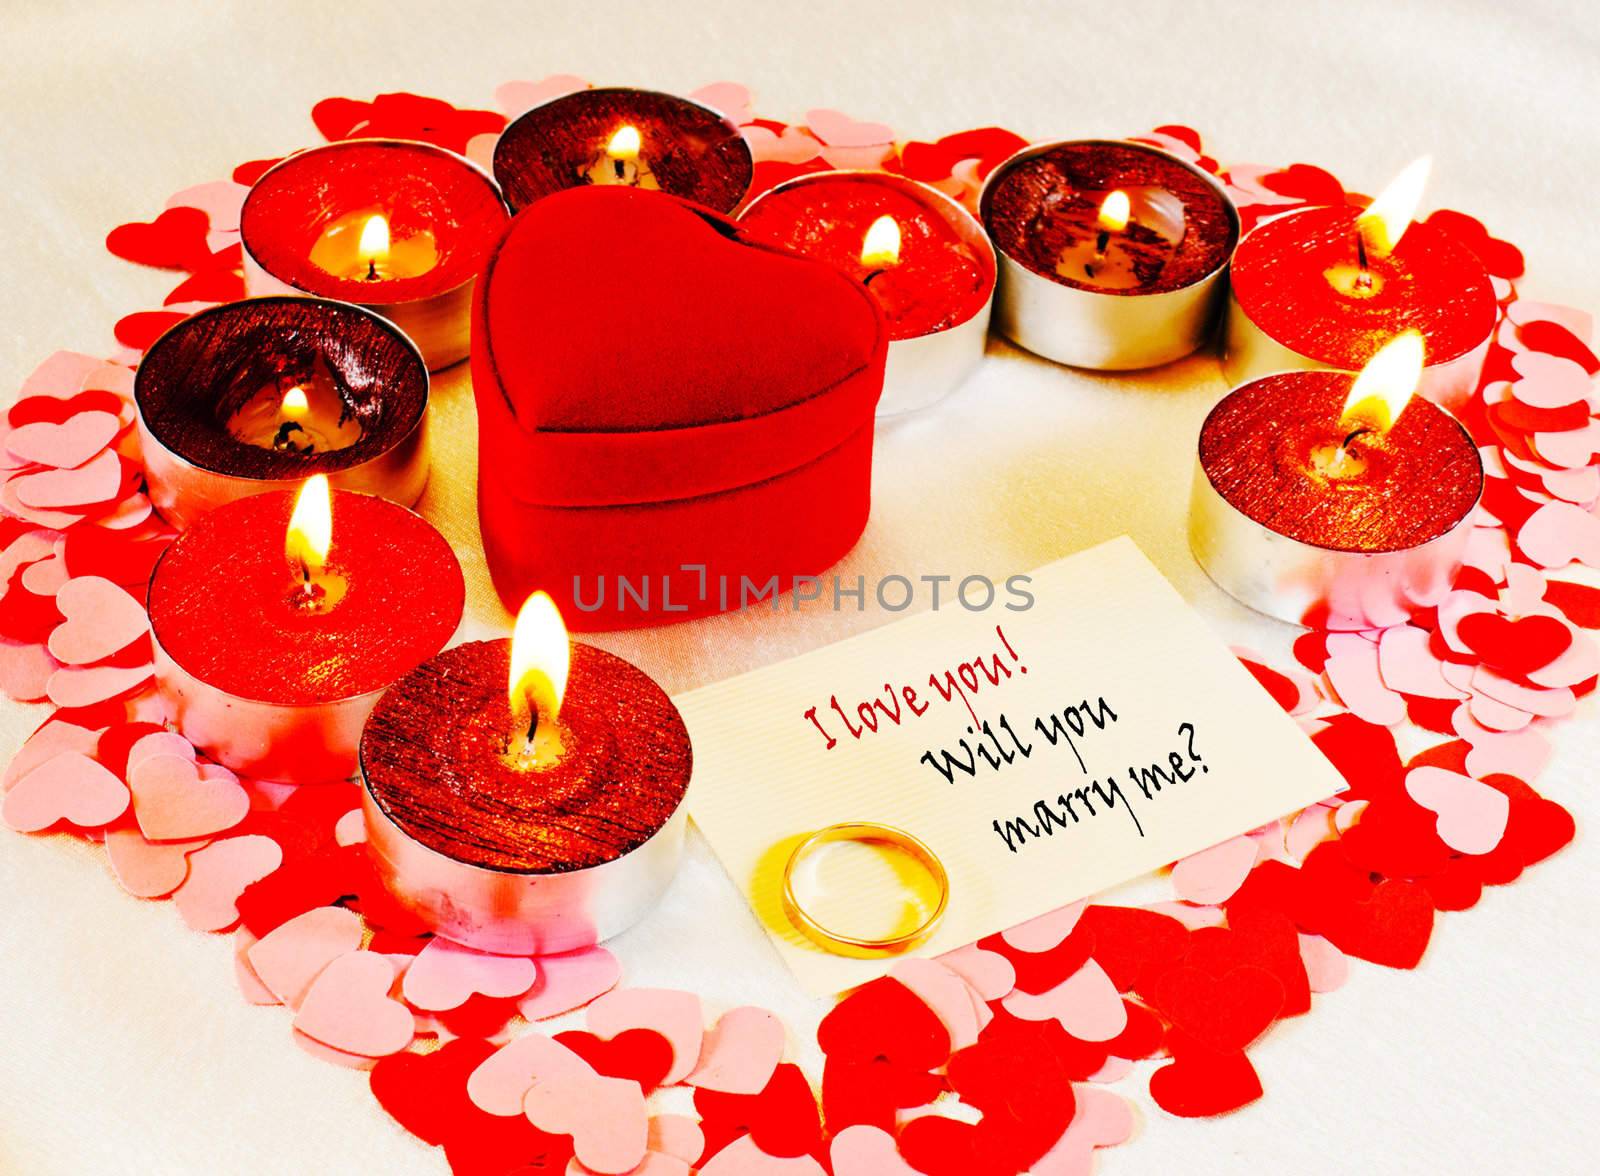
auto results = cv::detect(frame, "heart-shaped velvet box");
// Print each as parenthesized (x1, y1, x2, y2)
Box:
(471, 185, 888, 628)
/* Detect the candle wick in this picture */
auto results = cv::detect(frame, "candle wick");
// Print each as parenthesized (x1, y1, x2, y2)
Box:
(1343, 425, 1370, 450)
(1094, 228, 1111, 258)
(1354, 233, 1373, 290)
(613, 158, 626, 181)
(524, 702, 540, 757)
(863, 269, 884, 286)
(365, 258, 378, 281)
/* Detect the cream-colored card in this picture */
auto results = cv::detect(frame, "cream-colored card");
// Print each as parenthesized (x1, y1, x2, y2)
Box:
(678, 537, 1344, 995)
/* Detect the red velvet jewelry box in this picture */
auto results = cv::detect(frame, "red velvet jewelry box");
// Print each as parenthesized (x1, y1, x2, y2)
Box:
(470, 186, 889, 629)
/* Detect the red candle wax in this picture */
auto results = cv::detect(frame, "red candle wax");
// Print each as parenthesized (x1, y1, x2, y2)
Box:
(148, 489, 464, 782)
(135, 298, 429, 527)
(983, 141, 1237, 295)
(360, 639, 692, 952)
(1229, 205, 1497, 372)
(362, 640, 690, 871)
(492, 87, 753, 214)
(1198, 371, 1481, 552)
(240, 141, 509, 304)
(738, 175, 994, 340)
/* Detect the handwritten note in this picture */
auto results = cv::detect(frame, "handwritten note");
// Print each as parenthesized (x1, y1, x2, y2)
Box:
(678, 537, 1345, 995)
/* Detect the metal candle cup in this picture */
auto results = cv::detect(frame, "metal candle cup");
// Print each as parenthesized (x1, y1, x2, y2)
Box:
(980, 139, 1240, 370)
(739, 170, 996, 416)
(135, 297, 430, 528)
(493, 87, 753, 214)
(360, 640, 692, 954)
(147, 488, 464, 783)
(1189, 369, 1483, 630)
(239, 139, 510, 371)
(1222, 205, 1497, 411)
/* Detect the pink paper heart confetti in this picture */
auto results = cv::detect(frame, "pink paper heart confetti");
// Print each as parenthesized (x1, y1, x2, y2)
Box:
(699, 1136, 827, 1175)
(46, 663, 151, 709)
(1518, 500, 1600, 568)
(805, 108, 893, 148)
(129, 752, 247, 840)
(3, 719, 100, 789)
(586, 988, 704, 1085)
(688, 81, 753, 124)
(333, 807, 366, 846)
(18, 351, 104, 399)
(1001, 958, 1127, 1042)
(46, 576, 150, 665)
(173, 834, 282, 931)
(1472, 665, 1575, 718)
(936, 942, 1016, 1001)
(1509, 351, 1594, 410)
(468, 1032, 595, 1116)
(516, 945, 620, 1021)
(830, 1125, 921, 1176)
(1377, 625, 1467, 699)
(294, 951, 414, 1057)
(248, 906, 364, 1008)
(1298, 933, 1349, 993)
(685, 1005, 785, 1095)
(648, 1114, 705, 1165)
(11, 448, 121, 509)
(524, 1073, 648, 1174)
(890, 957, 984, 1050)
(1170, 834, 1257, 904)
(1000, 899, 1085, 953)
(126, 731, 194, 777)
(5, 411, 120, 471)
(1, 750, 128, 832)
(1028, 1086, 1135, 1175)
(401, 936, 538, 1012)
(1405, 766, 1511, 855)
(234, 930, 282, 1006)
(1325, 646, 1406, 726)
(104, 824, 206, 897)
(0, 639, 58, 703)
(1452, 709, 1553, 780)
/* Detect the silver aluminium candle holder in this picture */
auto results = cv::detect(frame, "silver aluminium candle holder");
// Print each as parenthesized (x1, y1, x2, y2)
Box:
(979, 139, 1241, 371)
(239, 139, 510, 371)
(360, 784, 687, 956)
(740, 170, 997, 417)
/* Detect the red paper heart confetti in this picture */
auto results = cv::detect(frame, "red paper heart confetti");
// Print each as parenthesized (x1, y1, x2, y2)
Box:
(105, 207, 215, 270)
(1148, 1029, 1264, 1117)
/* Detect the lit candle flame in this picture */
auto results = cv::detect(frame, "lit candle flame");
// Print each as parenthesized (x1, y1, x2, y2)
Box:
(1357, 157, 1431, 259)
(285, 474, 333, 577)
(358, 214, 390, 273)
(1341, 330, 1426, 434)
(280, 386, 309, 420)
(509, 590, 570, 726)
(1097, 190, 1132, 234)
(859, 215, 902, 269)
(607, 125, 642, 162)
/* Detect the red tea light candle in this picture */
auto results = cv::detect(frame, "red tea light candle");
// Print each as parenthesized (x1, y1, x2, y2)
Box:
(980, 139, 1240, 369)
(1223, 158, 1498, 410)
(1190, 332, 1483, 630)
(148, 479, 464, 783)
(135, 297, 429, 528)
(738, 170, 996, 416)
(492, 87, 753, 214)
(239, 139, 511, 370)
(360, 593, 692, 954)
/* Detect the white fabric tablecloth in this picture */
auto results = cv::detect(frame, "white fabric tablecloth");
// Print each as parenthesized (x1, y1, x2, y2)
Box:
(2, 2, 1597, 1172)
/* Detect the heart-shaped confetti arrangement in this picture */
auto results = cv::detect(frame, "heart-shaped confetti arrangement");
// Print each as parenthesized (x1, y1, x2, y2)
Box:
(2, 79, 1589, 1176)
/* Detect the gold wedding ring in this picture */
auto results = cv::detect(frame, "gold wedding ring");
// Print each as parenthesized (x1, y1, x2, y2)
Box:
(781, 822, 949, 958)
